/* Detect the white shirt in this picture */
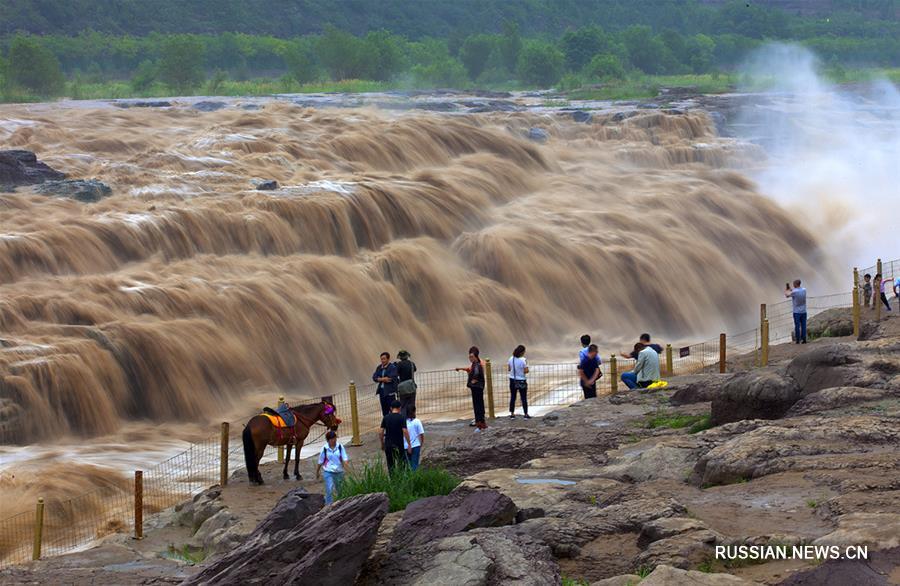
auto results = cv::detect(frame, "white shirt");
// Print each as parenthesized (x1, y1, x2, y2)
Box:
(404, 418, 424, 449)
(508, 356, 527, 380)
(318, 443, 348, 473)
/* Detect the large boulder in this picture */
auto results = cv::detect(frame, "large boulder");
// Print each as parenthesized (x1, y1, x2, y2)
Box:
(391, 486, 517, 551)
(0, 150, 66, 188)
(36, 179, 112, 202)
(371, 527, 560, 586)
(182, 492, 384, 586)
(176, 487, 225, 533)
(639, 565, 750, 585)
(526, 128, 550, 143)
(808, 308, 854, 339)
(667, 374, 733, 406)
(785, 344, 864, 394)
(711, 371, 801, 425)
(785, 386, 896, 417)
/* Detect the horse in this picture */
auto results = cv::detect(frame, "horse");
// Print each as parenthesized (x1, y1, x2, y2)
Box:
(241, 399, 341, 485)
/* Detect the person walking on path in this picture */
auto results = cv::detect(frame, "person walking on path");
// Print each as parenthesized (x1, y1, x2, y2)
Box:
(396, 350, 418, 417)
(380, 400, 411, 474)
(508, 344, 530, 418)
(316, 430, 349, 505)
(372, 352, 399, 417)
(785, 279, 808, 343)
(577, 343, 602, 399)
(629, 342, 662, 389)
(404, 405, 425, 471)
(456, 346, 487, 431)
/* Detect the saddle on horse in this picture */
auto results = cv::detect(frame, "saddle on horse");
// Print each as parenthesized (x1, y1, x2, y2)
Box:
(262, 405, 298, 444)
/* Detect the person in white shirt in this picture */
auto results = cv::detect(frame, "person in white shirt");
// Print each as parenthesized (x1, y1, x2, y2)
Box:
(316, 430, 349, 504)
(507, 344, 530, 419)
(403, 405, 425, 471)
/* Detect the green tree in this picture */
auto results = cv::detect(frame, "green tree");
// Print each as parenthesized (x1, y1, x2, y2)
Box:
(584, 53, 625, 81)
(363, 30, 406, 81)
(499, 21, 522, 72)
(6, 35, 65, 95)
(130, 59, 157, 91)
(317, 25, 368, 79)
(686, 34, 715, 73)
(459, 34, 496, 80)
(158, 35, 204, 92)
(621, 25, 673, 74)
(282, 39, 319, 83)
(411, 57, 468, 88)
(517, 40, 564, 87)
(561, 26, 609, 72)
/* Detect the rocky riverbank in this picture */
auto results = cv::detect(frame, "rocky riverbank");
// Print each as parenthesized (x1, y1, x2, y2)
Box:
(2, 311, 898, 585)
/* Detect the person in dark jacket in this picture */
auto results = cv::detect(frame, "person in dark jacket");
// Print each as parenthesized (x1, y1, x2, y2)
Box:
(373, 352, 399, 417)
(395, 349, 417, 417)
(456, 346, 487, 431)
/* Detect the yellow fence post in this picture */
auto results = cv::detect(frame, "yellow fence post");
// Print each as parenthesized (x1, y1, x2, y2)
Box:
(134, 470, 143, 540)
(348, 381, 362, 446)
(852, 267, 861, 339)
(32, 497, 44, 561)
(665, 344, 673, 377)
(875, 259, 883, 322)
(485, 359, 495, 419)
(719, 333, 727, 373)
(609, 355, 617, 393)
(276, 396, 285, 463)
(762, 319, 770, 366)
(759, 303, 767, 364)
(219, 422, 229, 487)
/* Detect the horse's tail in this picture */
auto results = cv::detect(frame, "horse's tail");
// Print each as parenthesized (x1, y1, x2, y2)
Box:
(242, 424, 258, 482)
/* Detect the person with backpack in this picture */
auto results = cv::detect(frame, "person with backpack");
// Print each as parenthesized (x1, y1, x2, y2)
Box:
(396, 349, 417, 417)
(315, 430, 349, 505)
(380, 400, 411, 474)
(456, 346, 487, 431)
(508, 344, 530, 419)
(404, 405, 425, 471)
(372, 351, 399, 417)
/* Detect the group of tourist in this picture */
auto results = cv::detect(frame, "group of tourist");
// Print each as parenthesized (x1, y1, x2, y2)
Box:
(861, 273, 900, 312)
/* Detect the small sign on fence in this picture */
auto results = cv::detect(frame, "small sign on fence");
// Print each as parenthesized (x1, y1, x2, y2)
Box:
(680, 346, 691, 358)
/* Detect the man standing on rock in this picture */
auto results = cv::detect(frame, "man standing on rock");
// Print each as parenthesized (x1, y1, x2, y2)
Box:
(577, 344, 602, 399)
(380, 400, 411, 474)
(785, 279, 808, 343)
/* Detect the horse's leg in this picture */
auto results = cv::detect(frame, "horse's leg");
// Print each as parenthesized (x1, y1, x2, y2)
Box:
(282, 442, 291, 480)
(254, 443, 266, 485)
(294, 438, 302, 480)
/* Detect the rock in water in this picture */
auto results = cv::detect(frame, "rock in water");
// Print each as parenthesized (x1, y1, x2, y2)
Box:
(526, 127, 550, 143)
(571, 110, 593, 123)
(36, 179, 112, 202)
(0, 150, 66, 188)
(182, 492, 386, 586)
(390, 486, 518, 551)
(255, 180, 279, 191)
(193, 101, 227, 112)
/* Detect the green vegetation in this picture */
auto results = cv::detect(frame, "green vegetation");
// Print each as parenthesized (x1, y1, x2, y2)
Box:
(1, 1, 898, 102)
(561, 578, 591, 586)
(164, 544, 208, 565)
(636, 564, 654, 578)
(336, 461, 460, 512)
(642, 411, 712, 433)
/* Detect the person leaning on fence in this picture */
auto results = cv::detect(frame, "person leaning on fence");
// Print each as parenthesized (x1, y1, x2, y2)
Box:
(404, 405, 425, 471)
(508, 344, 530, 419)
(396, 349, 418, 417)
(380, 400, 411, 474)
(577, 343, 602, 399)
(785, 279, 808, 344)
(316, 430, 349, 505)
(373, 351, 399, 417)
(875, 273, 893, 311)
(630, 342, 662, 390)
(456, 346, 488, 431)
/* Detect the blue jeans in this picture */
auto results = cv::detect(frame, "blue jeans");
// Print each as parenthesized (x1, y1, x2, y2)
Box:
(621, 371, 638, 389)
(793, 312, 807, 342)
(323, 470, 344, 505)
(407, 446, 421, 471)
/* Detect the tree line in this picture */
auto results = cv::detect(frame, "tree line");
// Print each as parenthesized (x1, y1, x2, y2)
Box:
(1, 3, 899, 97)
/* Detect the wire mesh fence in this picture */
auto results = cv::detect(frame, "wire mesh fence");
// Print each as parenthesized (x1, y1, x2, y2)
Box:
(2, 257, 896, 568)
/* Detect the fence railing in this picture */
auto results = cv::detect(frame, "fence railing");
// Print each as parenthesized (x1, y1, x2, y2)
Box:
(2, 256, 896, 568)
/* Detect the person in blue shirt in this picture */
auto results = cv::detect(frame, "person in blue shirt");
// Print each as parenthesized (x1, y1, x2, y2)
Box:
(316, 430, 350, 505)
(785, 279, 808, 344)
(577, 343, 602, 399)
(372, 352, 399, 417)
(578, 334, 591, 362)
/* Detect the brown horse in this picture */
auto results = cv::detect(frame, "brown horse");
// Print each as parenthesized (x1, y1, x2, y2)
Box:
(242, 400, 341, 485)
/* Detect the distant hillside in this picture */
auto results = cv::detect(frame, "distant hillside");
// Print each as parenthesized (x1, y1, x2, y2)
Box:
(1, 0, 895, 38)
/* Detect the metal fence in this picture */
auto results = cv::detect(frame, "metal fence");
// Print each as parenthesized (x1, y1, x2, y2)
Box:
(2, 256, 896, 568)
